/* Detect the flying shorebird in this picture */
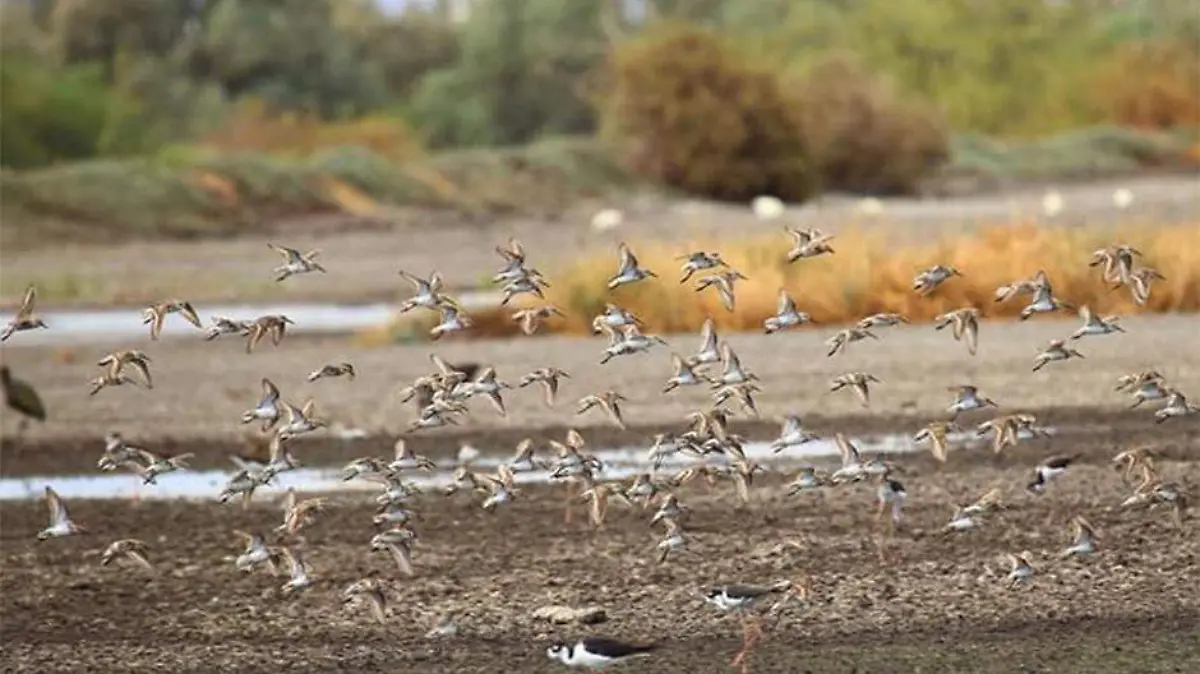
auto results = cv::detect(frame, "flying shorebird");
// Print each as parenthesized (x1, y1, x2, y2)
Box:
(856, 313, 908, 330)
(1032, 339, 1085, 372)
(512, 305, 564, 335)
(993, 270, 1049, 304)
(2, 285, 48, 341)
(1089, 245, 1141, 285)
(100, 539, 153, 571)
(429, 299, 473, 340)
(371, 528, 417, 575)
(1027, 454, 1078, 494)
(279, 547, 313, 595)
(233, 530, 281, 574)
(764, 289, 811, 333)
(398, 269, 446, 314)
(784, 226, 835, 262)
(655, 517, 686, 564)
(307, 362, 355, 382)
(825, 327, 878, 357)
(1060, 515, 1099, 558)
(205, 316, 252, 341)
(343, 578, 389, 624)
(1069, 305, 1124, 340)
(771, 415, 819, 453)
(676, 251, 727, 283)
(125, 448, 194, 485)
(245, 314, 294, 353)
(88, 363, 148, 396)
(947, 385, 998, 418)
(662, 352, 713, 393)
(1019, 284, 1074, 320)
(276, 399, 327, 439)
(1004, 551, 1036, 588)
(687, 316, 721, 369)
(142, 299, 202, 340)
(694, 269, 749, 312)
(912, 265, 963, 296)
(576, 390, 627, 429)
(36, 486, 86, 541)
(829, 372, 880, 408)
(933, 307, 980, 355)
(1124, 267, 1166, 306)
(268, 243, 326, 282)
(1155, 388, 1199, 423)
(518, 367, 570, 407)
(913, 420, 962, 463)
(96, 350, 153, 388)
(241, 378, 283, 431)
(607, 242, 657, 289)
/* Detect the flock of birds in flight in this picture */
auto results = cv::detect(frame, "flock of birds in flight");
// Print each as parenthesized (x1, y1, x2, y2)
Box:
(3, 229, 1197, 672)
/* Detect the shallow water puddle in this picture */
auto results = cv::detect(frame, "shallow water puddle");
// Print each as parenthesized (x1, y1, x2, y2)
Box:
(0, 433, 940, 501)
(0, 292, 502, 346)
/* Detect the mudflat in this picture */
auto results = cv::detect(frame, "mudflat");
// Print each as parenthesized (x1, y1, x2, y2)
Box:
(2, 411, 1199, 673)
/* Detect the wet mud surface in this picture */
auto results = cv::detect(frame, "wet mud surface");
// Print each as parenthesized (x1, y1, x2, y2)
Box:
(4, 410, 1200, 673)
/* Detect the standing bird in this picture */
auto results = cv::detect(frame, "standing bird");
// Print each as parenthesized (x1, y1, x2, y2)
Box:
(1, 365, 46, 435)
(2, 285, 48, 341)
(545, 637, 658, 671)
(268, 243, 326, 282)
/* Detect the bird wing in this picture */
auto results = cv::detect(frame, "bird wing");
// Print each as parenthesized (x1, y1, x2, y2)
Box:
(387, 543, 414, 576)
(45, 486, 68, 526)
(17, 285, 37, 320)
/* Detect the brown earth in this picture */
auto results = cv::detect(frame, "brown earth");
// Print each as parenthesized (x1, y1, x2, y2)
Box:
(2, 174, 1197, 310)
(1, 313, 1197, 455)
(2, 412, 1199, 674)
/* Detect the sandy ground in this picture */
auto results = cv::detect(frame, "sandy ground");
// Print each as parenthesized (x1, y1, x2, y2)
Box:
(2, 174, 1197, 310)
(3, 416, 1199, 673)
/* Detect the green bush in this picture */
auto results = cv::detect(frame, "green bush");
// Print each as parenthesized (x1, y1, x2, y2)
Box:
(788, 52, 949, 195)
(598, 22, 813, 202)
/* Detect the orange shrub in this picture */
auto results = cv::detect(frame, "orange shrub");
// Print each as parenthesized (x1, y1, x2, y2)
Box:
(596, 22, 813, 202)
(1095, 40, 1200, 129)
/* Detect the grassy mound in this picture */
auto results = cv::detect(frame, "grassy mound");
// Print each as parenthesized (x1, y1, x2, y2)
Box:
(0, 137, 630, 250)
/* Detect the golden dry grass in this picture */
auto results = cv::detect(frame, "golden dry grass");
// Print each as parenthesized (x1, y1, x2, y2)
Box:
(381, 221, 1200, 340)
